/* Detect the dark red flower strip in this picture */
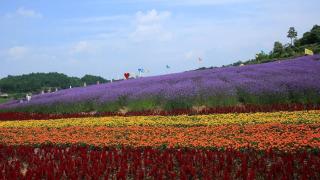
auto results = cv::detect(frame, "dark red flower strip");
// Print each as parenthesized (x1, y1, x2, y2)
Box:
(0, 103, 319, 121)
(0, 144, 319, 179)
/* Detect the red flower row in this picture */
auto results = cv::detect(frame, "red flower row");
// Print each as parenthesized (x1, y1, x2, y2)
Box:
(0, 144, 319, 179)
(0, 103, 319, 121)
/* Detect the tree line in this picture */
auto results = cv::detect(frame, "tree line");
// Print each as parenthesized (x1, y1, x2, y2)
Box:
(0, 73, 108, 94)
(230, 24, 320, 66)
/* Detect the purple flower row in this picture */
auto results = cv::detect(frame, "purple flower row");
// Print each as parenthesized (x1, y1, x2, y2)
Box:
(1, 55, 320, 109)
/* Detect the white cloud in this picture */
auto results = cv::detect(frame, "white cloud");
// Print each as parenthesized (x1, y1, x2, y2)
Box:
(135, 9, 171, 24)
(130, 9, 173, 42)
(111, 0, 258, 6)
(5, 7, 42, 18)
(70, 41, 95, 54)
(68, 15, 129, 23)
(7, 46, 29, 59)
(171, 0, 259, 5)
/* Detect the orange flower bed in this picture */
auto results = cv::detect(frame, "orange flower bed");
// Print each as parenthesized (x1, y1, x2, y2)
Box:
(1, 123, 319, 151)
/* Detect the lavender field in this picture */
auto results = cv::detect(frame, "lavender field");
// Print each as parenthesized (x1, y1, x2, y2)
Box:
(1, 55, 320, 113)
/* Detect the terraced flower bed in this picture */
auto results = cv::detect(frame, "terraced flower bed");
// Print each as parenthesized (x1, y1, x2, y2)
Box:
(0, 103, 319, 121)
(0, 110, 319, 178)
(1, 145, 319, 179)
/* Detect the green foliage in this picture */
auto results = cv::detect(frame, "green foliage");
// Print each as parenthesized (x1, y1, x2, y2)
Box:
(202, 94, 238, 107)
(298, 25, 320, 45)
(287, 27, 298, 45)
(272, 41, 284, 57)
(117, 95, 129, 107)
(226, 25, 320, 67)
(235, 88, 320, 106)
(0, 98, 10, 104)
(5, 101, 100, 114)
(96, 102, 121, 113)
(0, 73, 108, 95)
(255, 51, 270, 63)
(231, 61, 243, 66)
(287, 89, 320, 104)
(163, 98, 193, 110)
(0, 73, 81, 94)
(126, 98, 159, 111)
(81, 74, 109, 85)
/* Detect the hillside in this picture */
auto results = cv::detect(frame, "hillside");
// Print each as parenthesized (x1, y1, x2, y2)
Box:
(226, 25, 320, 67)
(0, 73, 108, 95)
(1, 55, 319, 114)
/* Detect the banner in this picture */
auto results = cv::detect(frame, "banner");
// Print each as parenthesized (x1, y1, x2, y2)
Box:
(305, 48, 314, 55)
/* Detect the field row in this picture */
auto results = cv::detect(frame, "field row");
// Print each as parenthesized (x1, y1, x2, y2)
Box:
(1, 103, 319, 120)
(1, 123, 319, 151)
(0, 110, 319, 128)
(0, 145, 319, 179)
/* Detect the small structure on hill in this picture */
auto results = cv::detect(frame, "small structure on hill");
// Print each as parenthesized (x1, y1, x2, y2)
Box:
(0, 93, 9, 98)
(26, 94, 32, 102)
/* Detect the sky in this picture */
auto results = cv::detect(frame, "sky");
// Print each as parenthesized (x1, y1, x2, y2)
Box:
(0, 0, 319, 79)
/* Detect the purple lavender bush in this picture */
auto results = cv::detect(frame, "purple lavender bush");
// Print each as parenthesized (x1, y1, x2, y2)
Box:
(0, 55, 320, 113)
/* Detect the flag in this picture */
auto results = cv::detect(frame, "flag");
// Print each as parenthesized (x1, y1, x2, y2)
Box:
(138, 68, 144, 73)
(305, 48, 314, 55)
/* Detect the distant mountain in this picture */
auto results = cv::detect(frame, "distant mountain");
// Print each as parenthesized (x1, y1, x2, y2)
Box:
(0, 72, 108, 94)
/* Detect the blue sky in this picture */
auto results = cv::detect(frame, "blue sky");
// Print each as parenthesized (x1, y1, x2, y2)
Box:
(0, 0, 319, 79)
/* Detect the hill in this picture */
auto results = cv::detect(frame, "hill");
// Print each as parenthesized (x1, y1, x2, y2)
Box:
(224, 25, 320, 67)
(0, 55, 319, 114)
(0, 73, 108, 96)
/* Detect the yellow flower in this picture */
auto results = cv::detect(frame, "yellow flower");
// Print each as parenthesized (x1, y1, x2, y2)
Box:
(0, 110, 319, 128)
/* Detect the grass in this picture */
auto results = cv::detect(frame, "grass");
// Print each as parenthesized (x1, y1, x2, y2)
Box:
(0, 98, 10, 104)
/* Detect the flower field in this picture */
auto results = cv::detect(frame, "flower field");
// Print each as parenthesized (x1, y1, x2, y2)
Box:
(1, 55, 320, 114)
(2, 0, 320, 178)
(1, 145, 319, 179)
(0, 56, 320, 178)
(0, 110, 319, 178)
(0, 103, 319, 121)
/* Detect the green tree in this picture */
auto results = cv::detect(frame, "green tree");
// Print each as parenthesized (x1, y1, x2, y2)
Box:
(299, 25, 320, 45)
(255, 51, 269, 62)
(0, 73, 83, 93)
(287, 27, 298, 46)
(81, 75, 108, 85)
(272, 41, 284, 57)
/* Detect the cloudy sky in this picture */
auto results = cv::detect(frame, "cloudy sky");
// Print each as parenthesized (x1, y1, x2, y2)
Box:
(0, 0, 319, 79)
